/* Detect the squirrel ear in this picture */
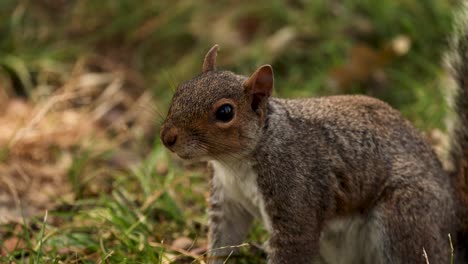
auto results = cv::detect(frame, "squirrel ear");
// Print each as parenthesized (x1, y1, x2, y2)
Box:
(243, 65, 274, 112)
(243, 64, 274, 98)
(202, 44, 219, 73)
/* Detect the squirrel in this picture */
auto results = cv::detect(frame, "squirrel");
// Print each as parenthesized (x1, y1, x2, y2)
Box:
(160, 3, 468, 263)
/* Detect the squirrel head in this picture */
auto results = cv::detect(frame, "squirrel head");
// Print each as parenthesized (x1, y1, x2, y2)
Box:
(160, 45, 274, 161)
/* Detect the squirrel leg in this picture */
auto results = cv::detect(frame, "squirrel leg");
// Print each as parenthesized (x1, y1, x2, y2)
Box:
(207, 180, 253, 264)
(265, 222, 321, 264)
(266, 234, 320, 264)
(372, 189, 454, 264)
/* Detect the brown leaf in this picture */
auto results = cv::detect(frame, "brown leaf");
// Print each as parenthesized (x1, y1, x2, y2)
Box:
(329, 43, 383, 91)
(171, 237, 194, 251)
(1, 237, 26, 256)
(329, 35, 411, 92)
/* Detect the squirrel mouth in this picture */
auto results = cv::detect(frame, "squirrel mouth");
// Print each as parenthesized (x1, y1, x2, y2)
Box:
(177, 153, 208, 163)
(177, 153, 193, 160)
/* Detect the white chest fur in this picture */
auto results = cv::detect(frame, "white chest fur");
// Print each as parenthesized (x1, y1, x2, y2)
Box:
(211, 160, 272, 232)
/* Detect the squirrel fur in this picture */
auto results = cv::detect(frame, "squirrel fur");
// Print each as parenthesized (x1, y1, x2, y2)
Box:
(445, 1, 468, 239)
(160, 3, 468, 263)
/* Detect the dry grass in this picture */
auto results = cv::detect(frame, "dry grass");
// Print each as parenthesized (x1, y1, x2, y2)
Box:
(0, 58, 155, 228)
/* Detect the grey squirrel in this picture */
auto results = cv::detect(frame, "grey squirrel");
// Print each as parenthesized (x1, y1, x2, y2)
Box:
(160, 3, 468, 263)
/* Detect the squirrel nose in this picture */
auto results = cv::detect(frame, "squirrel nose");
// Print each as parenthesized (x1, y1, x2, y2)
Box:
(161, 126, 178, 149)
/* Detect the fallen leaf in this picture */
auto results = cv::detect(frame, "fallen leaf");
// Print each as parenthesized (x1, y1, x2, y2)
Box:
(1, 237, 26, 256)
(171, 237, 194, 251)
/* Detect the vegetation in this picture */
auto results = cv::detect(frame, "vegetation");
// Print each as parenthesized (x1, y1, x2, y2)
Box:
(0, 0, 459, 263)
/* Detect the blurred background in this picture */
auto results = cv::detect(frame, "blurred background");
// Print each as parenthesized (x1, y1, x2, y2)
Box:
(0, 0, 459, 263)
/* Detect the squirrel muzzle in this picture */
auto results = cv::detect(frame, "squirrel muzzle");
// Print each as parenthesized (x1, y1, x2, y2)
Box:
(160, 124, 178, 150)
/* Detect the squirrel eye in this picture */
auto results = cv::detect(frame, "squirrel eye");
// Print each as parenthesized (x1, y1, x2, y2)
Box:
(215, 104, 234, 122)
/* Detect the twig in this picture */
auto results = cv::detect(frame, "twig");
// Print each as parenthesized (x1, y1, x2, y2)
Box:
(423, 247, 430, 264)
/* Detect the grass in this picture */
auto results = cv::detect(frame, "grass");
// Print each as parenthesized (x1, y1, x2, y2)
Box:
(0, 0, 460, 263)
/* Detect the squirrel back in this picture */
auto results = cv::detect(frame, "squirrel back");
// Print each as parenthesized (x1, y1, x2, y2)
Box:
(445, 0, 468, 245)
